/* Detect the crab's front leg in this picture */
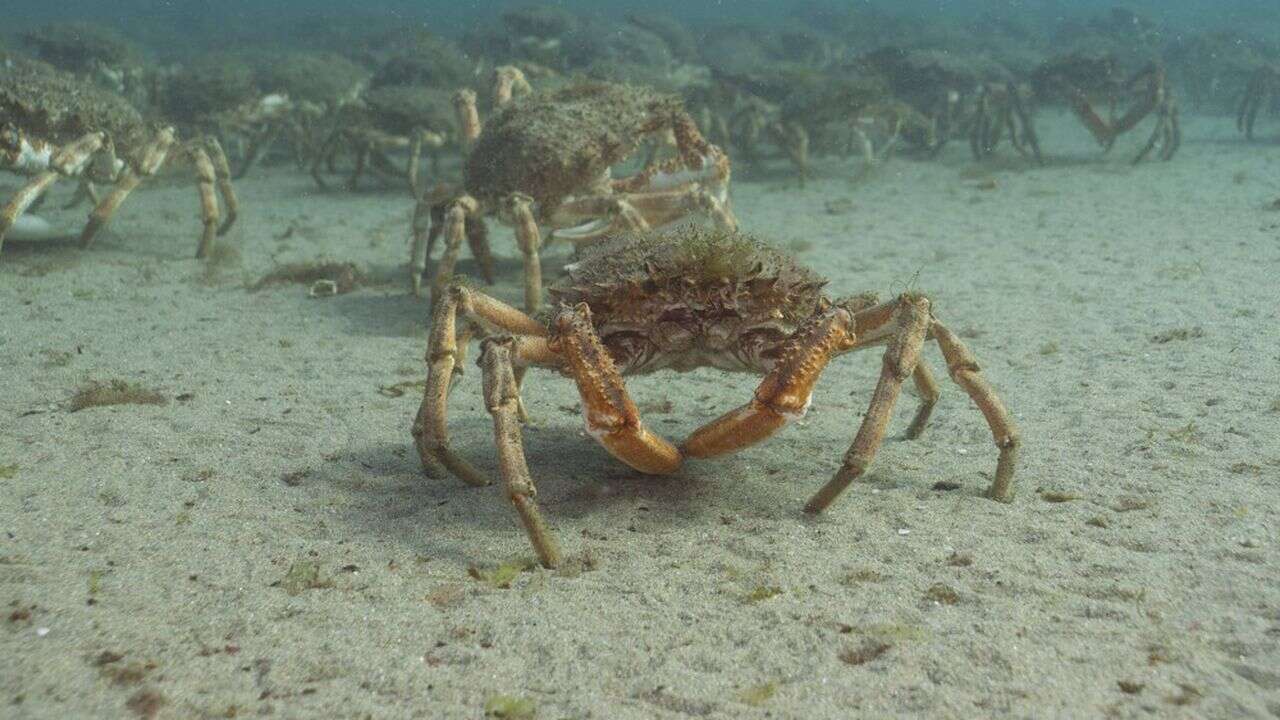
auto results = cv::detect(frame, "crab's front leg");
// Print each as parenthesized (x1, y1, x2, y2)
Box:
(477, 337, 561, 568)
(413, 284, 554, 484)
(804, 296, 932, 513)
(551, 303, 682, 475)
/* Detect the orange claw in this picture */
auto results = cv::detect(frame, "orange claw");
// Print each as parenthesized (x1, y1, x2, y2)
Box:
(552, 304, 682, 475)
(683, 308, 857, 458)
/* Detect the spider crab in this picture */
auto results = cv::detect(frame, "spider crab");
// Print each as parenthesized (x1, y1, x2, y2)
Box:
(973, 53, 1180, 163)
(412, 226, 1019, 567)
(0, 57, 238, 256)
(411, 67, 737, 311)
(1238, 64, 1280, 141)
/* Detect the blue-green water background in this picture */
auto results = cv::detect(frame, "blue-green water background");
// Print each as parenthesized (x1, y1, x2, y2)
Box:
(6, 1, 1277, 42)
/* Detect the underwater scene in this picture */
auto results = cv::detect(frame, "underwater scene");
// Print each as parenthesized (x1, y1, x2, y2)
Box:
(2, 1, 1278, 717)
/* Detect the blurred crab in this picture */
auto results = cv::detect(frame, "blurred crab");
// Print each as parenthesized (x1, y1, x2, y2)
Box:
(978, 53, 1180, 163)
(311, 85, 456, 194)
(0, 57, 238, 257)
(411, 67, 737, 311)
(1238, 64, 1280, 141)
(968, 81, 1041, 161)
(412, 226, 1019, 567)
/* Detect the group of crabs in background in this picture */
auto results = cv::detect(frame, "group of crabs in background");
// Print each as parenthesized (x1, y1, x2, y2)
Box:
(2, 5, 1279, 564)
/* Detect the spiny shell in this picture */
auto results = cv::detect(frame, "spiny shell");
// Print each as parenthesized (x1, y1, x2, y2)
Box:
(547, 225, 827, 328)
(0, 56, 147, 147)
(465, 81, 684, 213)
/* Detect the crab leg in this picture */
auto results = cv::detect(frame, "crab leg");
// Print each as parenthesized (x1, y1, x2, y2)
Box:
(478, 337, 561, 568)
(905, 362, 940, 440)
(930, 320, 1019, 501)
(1237, 71, 1272, 140)
(1063, 88, 1115, 148)
(0, 132, 106, 253)
(1134, 100, 1175, 164)
(1009, 83, 1043, 163)
(80, 128, 178, 251)
(203, 137, 239, 237)
(504, 194, 543, 312)
(410, 195, 441, 296)
(189, 144, 222, 258)
(454, 90, 481, 150)
(413, 284, 553, 484)
(805, 295, 932, 514)
(683, 307, 857, 458)
(424, 195, 480, 303)
(552, 303, 682, 475)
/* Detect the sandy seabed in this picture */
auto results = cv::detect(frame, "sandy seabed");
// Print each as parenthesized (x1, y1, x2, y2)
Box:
(2, 113, 1278, 719)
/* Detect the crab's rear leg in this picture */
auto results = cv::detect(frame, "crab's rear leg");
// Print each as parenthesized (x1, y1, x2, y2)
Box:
(0, 131, 106, 253)
(552, 303, 682, 475)
(413, 284, 553, 484)
(478, 337, 562, 568)
(683, 307, 858, 458)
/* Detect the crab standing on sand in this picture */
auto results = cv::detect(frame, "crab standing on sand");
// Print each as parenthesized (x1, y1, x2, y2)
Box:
(0, 57, 238, 256)
(412, 227, 1019, 567)
(1237, 64, 1280, 141)
(975, 53, 1180, 163)
(411, 67, 737, 311)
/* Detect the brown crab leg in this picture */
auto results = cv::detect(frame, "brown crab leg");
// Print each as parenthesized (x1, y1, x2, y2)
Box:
(683, 307, 857, 458)
(504, 194, 543, 313)
(0, 132, 106, 252)
(413, 285, 555, 484)
(805, 295, 932, 514)
(203, 137, 238, 237)
(81, 127, 178, 251)
(309, 129, 342, 189)
(1009, 84, 1043, 164)
(1064, 88, 1115, 148)
(478, 337, 562, 568)
(189, 145, 222, 258)
(552, 304, 682, 475)
(1114, 66, 1168, 139)
(410, 196, 441, 296)
(454, 90, 481, 150)
(905, 361, 940, 440)
(929, 320, 1020, 502)
(428, 195, 479, 305)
